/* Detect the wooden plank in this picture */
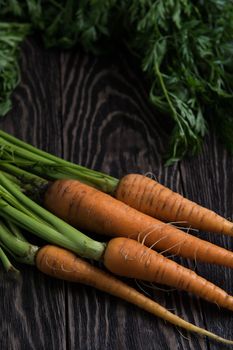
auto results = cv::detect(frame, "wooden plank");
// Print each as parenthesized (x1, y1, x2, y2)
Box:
(180, 134, 233, 349)
(60, 48, 209, 349)
(0, 39, 66, 350)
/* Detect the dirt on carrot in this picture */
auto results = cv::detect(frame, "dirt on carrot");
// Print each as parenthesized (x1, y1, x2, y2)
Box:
(44, 179, 233, 268)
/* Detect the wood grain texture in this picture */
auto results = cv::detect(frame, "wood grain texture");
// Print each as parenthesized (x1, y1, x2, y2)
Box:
(180, 135, 233, 350)
(0, 38, 66, 350)
(0, 37, 232, 350)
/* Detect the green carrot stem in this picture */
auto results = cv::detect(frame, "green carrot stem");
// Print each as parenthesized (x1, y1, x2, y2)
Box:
(0, 171, 105, 258)
(0, 220, 37, 265)
(0, 136, 58, 164)
(0, 173, 106, 261)
(0, 240, 15, 257)
(0, 161, 104, 194)
(0, 246, 20, 274)
(0, 163, 48, 202)
(6, 220, 28, 242)
(0, 219, 38, 266)
(0, 183, 46, 223)
(0, 162, 47, 187)
(0, 169, 21, 186)
(0, 245, 14, 270)
(0, 130, 119, 193)
(0, 203, 71, 248)
(0, 200, 105, 260)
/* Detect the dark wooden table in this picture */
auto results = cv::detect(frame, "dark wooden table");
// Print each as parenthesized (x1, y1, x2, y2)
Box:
(0, 38, 233, 350)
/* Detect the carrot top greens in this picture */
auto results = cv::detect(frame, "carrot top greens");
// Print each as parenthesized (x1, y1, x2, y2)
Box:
(0, 129, 119, 193)
(1, 1, 233, 163)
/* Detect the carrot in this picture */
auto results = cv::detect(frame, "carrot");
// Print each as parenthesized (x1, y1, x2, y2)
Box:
(37, 237, 233, 311)
(2, 219, 229, 345)
(104, 237, 233, 311)
(44, 179, 233, 268)
(1, 131, 232, 236)
(114, 174, 233, 235)
(2, 168, 233, 341)
(1, 130, 233, 237)
(3, 183, 233, 312)
(36, 244, 233, 345)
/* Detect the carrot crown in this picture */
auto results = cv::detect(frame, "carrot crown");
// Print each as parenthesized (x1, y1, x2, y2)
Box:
(0, 171, 106, 261)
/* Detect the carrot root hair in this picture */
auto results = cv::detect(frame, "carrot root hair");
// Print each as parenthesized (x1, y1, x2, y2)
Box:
(36, 244, 233, 345)
(44, 179, 233, 269)
(103, 237, 233, 313)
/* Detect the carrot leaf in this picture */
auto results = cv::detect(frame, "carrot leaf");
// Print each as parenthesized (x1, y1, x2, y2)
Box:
(1, 1, 233, 162)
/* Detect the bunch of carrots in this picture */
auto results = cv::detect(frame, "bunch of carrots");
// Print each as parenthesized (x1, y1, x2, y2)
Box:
(0, 130, 233, 345)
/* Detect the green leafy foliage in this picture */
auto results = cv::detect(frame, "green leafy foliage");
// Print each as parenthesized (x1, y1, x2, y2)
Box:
(0, 0, 233, 162)
(0, 22, 30, 115)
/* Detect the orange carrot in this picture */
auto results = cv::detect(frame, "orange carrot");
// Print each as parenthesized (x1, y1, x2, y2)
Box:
(36, 244, 233, 344)
(44, 179, 233, 268)
(115, 174, 233, 235)
(5, 168, 233, 309)
(104, 237, 233, 311)
(1, 130, 232, 236)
